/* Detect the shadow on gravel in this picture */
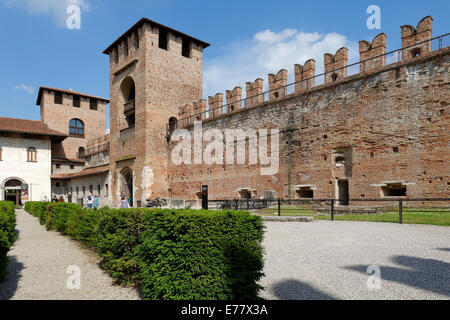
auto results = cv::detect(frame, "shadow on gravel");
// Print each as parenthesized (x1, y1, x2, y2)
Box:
(272, 279, 337, 300)
(345, 255, 450, 297)
(436, 248, 450, 252)
(0, 256, 24, 300)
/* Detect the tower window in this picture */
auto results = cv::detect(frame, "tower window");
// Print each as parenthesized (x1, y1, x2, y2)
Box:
(113, 47, 119, 64)
(69, 119, 84, 138)
(159, 29, 168, 50)
(182, 38, 191, 58)
(54, 92, 63, 104)
(90, 99, 98, 110)
(73, 95, 80, 108)
(134, 32, 139, 49)
(393, 147, 399, 153)
(123, 39, 129, 57)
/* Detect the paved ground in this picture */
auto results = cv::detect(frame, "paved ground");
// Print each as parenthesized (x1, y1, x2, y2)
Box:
(0, 209, 141, 300)
(260, 220, 450, 300)
(2, 210, 449, 300)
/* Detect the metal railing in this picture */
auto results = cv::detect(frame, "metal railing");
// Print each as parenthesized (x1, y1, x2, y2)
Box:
(211, 198, 450, 224)
(167, 33, 450, 134)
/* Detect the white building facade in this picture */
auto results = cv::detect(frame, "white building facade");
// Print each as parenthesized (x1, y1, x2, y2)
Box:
(0, 117, 67, 205)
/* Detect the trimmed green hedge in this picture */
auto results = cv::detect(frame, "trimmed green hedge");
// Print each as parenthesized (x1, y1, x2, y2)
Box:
(24, 202, 265, 300)
(0, 201, 16, 281)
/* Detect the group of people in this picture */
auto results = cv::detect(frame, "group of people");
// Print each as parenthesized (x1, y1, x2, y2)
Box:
(120, 192, 132, 208)
(50, 192, 131, 209)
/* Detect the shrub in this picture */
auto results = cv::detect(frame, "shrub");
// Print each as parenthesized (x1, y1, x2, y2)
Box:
(24, 203, 265, 299)
(96, 208, 147, 285)
(137, 210, 265, 300)
(0, 201, 16, 281)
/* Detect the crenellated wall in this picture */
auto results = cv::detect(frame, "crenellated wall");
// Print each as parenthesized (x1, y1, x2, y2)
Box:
(176, 16, 442, 125)
(167, 16, 450, 201)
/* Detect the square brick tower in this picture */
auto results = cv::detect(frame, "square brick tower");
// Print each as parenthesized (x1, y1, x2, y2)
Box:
(37, 87, 109, 160)
(103, 18, 209, 207)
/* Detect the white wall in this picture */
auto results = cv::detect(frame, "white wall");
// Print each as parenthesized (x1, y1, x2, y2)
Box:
(0, 136, 52, 202)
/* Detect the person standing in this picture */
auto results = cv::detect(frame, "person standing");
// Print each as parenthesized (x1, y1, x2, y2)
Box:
(87, 193, 94, 209)
(120, 196, 129, 209)
(93, 195, 99, 209)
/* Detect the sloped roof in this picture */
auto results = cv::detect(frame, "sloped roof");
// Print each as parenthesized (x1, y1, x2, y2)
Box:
(51, 165, 109, 180)
(0, 117, 67, 141)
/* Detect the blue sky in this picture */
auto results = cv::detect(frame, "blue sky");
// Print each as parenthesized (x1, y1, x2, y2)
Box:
(0, 0, 449, 124)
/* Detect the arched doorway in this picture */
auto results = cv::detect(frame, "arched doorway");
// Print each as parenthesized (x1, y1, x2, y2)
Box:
(120, 168, 133, 207)
(3, 178, 26, 205)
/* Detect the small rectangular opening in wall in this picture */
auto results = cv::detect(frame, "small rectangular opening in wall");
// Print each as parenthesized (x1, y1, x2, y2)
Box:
(90, 99, 98, 110)
(297, 188, 314, 199)
(54, 92, 62, 105)
(182, 38, 191, 58)
(73, 95, 80, 108)
(382, 184, 407, 197)
(159, 28, 168, 50)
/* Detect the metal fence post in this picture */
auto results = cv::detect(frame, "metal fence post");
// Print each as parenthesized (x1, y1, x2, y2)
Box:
(331, 200, 335, 221)
(278, 199, 281, 216)
(399, 200, 403, 224)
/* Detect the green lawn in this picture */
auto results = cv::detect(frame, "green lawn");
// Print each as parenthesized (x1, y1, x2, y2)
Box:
(253, 207, 450, 226)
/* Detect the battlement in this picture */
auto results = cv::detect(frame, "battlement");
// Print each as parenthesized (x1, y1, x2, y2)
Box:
(294, 59, 315, 93)
(401, 16, 433, 60)
(324, 47, 348, 83)
(226, 87, 243, 113)
(171, 16, 449, 132)
(359, 33, 386, 73)
(268, 69, 288, 100)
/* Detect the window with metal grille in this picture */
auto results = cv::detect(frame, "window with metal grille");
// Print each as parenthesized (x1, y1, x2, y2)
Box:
(69, 119, 84, 138)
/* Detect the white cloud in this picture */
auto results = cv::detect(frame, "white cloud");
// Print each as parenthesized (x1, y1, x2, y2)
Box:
(203, 28, 358, 100)
(14, 84, 34, 94)
(2, 0, 90, 28)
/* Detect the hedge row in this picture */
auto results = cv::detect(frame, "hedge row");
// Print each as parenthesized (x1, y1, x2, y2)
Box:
(0, 201, 16, 281)
(24, 202, 265, 300)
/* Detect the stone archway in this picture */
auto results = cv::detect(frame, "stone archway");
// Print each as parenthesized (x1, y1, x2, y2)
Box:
(2, 177, 27, 205)
(120, 168, 134, 207)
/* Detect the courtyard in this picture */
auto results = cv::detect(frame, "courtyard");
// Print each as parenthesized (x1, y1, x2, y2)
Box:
(1, 209, 449, 300)
(260, 220, 450, 300)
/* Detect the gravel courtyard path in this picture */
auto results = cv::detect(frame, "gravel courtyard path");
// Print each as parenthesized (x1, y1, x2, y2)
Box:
(0, 209, 141, 300)
(260, 220, 450, 300)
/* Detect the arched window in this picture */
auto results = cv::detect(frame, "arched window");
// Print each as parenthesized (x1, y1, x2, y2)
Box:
(169, 117, 177, 132)
(121, 77, 136, 128)
(27, 147, 37, 162)
(78, 147, 86, 159)
(69, 119, 84, 138)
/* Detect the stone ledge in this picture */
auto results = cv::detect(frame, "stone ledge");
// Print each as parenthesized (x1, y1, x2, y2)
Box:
(261, 216, 314, 222)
